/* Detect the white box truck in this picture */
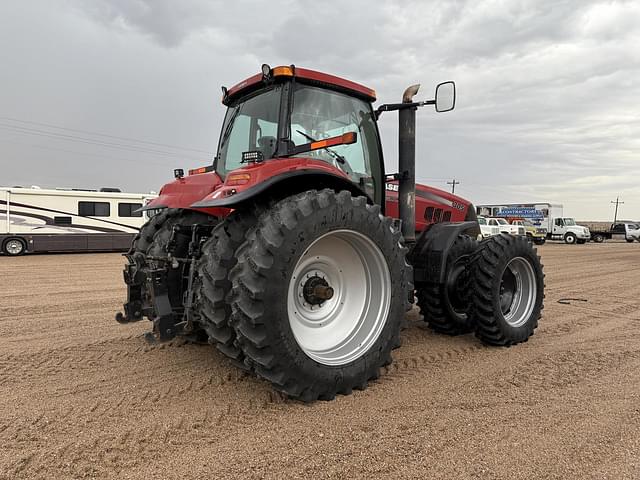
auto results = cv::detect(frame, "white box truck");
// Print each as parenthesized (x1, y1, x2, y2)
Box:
(0, 186, 157, 255)
(476, 203, 591, 244)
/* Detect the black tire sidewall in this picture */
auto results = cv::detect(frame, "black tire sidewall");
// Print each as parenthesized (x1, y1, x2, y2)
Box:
(3, 237, 26, 256)
(565, 233, 576, 244)
(489, 240, 544, 342)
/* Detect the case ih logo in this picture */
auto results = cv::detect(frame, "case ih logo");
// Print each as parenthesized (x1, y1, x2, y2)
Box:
(500, 207, 544, 219)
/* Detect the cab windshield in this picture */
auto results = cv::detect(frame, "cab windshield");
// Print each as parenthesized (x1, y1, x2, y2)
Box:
(564, 218, 576, 226)
(216, 86, 282, 176)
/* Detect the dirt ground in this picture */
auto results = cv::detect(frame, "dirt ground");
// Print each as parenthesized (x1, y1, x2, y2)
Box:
(1, 243, 639, 479)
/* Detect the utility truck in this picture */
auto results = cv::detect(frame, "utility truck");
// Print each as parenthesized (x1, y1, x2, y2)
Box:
(117, 64, 545, 401)
(477, 203, 590, 244)
(0, 186, 156, 255)
(589, 223, 640, 243)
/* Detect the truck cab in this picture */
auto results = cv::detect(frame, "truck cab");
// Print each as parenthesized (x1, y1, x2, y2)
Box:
(551, 217, 590, 244)
(477, 216, 500, 239)
(612, 223, 640, 242)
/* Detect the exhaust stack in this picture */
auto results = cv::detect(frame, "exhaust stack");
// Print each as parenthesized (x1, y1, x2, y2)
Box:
(398, 84, 420, 243)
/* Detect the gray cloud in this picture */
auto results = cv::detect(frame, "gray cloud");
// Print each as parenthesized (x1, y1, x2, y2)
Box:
(1, 0, 638, 220)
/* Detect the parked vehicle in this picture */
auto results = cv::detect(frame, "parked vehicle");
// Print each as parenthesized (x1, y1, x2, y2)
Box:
(590, 223, 640, 243)
(477, 203, 590, 244)
(477, 215, 500, 239)
(506, 217, 547, 245)
(0, 186, 157, 255)
(485, 217, 526, 236)
(116, 64, 545, 402)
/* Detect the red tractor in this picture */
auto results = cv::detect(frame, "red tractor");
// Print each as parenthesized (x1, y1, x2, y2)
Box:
(117, 65, 544, 401)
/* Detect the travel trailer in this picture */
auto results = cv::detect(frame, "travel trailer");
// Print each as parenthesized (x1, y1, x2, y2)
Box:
(0, 186, 157, 255)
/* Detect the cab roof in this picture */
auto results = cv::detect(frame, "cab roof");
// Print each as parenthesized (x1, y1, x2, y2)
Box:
(223, 65, 377, 105)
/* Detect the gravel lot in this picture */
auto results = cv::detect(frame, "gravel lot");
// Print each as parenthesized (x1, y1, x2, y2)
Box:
(1, 243, 639, 479)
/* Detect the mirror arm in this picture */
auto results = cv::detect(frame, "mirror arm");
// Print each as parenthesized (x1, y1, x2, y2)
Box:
(375, 99, 435, 119)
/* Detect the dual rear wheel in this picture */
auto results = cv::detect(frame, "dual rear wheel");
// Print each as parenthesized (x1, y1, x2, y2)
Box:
(417, 234, 544, 346)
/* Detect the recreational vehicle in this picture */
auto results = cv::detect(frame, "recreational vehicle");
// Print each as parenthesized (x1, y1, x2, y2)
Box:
(0, 186, 157, 255)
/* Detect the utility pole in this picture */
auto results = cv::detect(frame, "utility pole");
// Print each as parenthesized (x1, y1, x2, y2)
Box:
(447, 178, 460, 194)
(611, 196, 624, 223)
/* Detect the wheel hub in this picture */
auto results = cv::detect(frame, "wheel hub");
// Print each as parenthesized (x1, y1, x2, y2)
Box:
(302, 275, 334, 305)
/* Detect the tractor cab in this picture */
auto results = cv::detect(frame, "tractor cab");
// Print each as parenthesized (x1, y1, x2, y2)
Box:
(213, 65, 384, 204)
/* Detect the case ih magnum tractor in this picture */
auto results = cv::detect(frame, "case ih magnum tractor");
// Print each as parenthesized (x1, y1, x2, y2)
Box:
(117, 65, 544, 401)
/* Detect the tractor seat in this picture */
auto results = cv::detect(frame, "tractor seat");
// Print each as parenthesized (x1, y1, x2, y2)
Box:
(257, 136, 277, 159)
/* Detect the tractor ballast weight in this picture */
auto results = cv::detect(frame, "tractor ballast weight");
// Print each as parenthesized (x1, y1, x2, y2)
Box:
(117, 64, 544, 402)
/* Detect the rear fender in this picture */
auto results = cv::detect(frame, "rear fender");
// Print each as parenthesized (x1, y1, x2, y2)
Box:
(410, 221, 481, 284)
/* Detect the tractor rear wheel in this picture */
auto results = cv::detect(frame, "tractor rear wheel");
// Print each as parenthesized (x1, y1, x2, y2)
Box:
(416, 235, 478, 335)
(469, 234, 544, 346)
(197, 210, 258, 366)
(229, 190, 412, 401)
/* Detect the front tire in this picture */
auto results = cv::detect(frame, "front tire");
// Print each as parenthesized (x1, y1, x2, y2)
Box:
(564, 232, 577, 244)
(469, 234, 544, 346)
(2, 237, 26, 256)
(229, 190, 412, 401)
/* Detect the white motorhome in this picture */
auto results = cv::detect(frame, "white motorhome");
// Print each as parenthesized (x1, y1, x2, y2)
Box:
(0, 186, 157, 255)
(476, 203, 590, 244)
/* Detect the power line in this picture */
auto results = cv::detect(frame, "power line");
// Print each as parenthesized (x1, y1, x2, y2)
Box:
(0, 116, 215, 155)
(0, 136, 178, 167)
(0, 123, 208, 161)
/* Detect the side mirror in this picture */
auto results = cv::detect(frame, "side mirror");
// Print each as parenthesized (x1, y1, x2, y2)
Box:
(435, 81, 456, 112)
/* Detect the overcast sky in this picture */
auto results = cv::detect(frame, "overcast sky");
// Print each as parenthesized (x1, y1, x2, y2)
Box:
(1, 0, 638, 220)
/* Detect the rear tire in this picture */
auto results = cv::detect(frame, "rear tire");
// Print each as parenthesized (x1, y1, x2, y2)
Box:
(416, 235, 477, 335)
(592, 234, 605, 243)
(469, 234, 544, 346)
(229, 190, 412, 401)
(533, 238, 546, 245)
(2, 237, 26, 256)
(197, 210, 258, 366)
(626, 238, 634, 243)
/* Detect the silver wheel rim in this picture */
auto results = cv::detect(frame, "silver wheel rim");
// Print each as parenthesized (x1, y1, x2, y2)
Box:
(6, 240, 23, 255)
(287, 229, 392, 366)
(500, 257, 537, 327)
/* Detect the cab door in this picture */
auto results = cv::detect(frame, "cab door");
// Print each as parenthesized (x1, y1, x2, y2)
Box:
(552, 218, 565, 235)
